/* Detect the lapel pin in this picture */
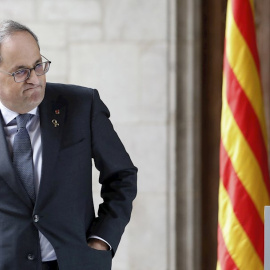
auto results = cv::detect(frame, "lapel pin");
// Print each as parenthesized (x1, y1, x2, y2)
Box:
(52, 119, 59, 128)
(55, 109, 60, 115)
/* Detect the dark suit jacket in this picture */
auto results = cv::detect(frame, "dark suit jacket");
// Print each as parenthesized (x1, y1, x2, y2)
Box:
(0, 83, 137, 270)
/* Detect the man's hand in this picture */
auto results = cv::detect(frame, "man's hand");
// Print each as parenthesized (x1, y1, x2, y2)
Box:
(87, 238, 110, 251)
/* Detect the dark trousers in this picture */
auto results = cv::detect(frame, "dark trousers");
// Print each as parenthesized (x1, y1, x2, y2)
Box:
(42, 260, 59, 270)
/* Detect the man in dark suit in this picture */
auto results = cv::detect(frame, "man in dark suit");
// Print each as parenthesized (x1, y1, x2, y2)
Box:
(0, 20, 137, 270)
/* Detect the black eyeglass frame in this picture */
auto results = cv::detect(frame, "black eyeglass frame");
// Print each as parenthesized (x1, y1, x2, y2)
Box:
(0, 55, 51, 83)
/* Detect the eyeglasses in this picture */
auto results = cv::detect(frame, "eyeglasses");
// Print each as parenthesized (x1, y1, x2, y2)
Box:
(0, 55, 51, 83)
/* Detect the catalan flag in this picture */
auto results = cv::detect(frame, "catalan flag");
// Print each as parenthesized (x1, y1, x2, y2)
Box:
(217, 0, 270, 269)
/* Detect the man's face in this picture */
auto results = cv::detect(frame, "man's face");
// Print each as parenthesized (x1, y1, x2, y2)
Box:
(0, 31, 46, 114)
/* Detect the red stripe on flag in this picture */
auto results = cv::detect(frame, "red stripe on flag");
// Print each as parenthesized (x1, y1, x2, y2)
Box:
(223, 55, 270, 195)
(217, 224, 238, 269)
(220, 141, 264, 262)
(231, 0, 260, 74)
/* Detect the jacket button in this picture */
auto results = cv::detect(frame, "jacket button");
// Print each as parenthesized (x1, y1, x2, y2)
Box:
(33, 215, 39, 223)
(27, 254, 35, 261)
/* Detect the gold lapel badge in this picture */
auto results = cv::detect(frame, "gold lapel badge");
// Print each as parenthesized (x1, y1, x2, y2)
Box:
(52, 119, 59, 128)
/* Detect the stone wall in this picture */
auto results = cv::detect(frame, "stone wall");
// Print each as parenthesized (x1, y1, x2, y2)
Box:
(0, 1, 176, 269)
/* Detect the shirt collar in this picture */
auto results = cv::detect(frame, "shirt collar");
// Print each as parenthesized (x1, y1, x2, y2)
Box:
(0, 101, 39, 126)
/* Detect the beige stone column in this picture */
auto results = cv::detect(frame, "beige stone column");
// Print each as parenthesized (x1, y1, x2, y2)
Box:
(176, 0, 202, 269)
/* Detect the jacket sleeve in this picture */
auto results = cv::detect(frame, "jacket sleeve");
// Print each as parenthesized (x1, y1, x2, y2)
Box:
(89, 89, 138, 256)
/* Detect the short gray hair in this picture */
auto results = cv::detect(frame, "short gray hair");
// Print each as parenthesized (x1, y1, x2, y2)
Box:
(0, 20, 39, 63)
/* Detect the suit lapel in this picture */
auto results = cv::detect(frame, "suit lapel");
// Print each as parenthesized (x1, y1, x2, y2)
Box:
(37, 90, 66, 201)
(0, 113, 33, 209)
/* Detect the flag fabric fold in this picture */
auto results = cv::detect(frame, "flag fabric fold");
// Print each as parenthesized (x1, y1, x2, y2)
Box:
(217, 0, 270, 269)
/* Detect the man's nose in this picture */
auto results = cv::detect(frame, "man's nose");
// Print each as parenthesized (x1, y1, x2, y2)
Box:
(26, 69, 39, 84)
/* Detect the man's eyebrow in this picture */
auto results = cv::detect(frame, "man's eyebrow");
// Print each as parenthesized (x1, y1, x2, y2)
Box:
(11, 57, 42, 71)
